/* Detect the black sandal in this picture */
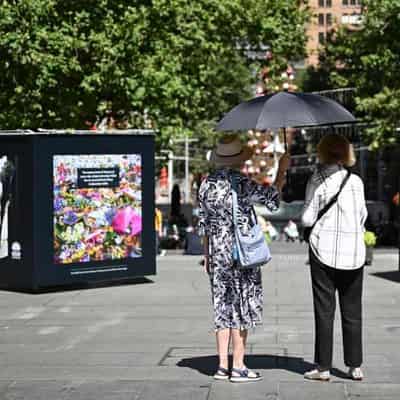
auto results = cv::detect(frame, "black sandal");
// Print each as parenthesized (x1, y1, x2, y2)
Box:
(213, 366, 230, 381)
(230, 367, 262, 383)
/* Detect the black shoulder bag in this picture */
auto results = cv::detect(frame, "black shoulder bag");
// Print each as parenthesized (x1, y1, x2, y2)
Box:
(303, 169, 351, 243)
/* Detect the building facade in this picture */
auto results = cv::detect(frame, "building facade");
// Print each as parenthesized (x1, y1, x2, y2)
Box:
(306, 0, 362, 65)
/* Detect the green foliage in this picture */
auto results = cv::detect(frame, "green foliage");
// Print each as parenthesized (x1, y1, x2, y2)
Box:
(364, 231, 376, 247)
(0, 0, 308, 145)
(317, 0, 400, 148)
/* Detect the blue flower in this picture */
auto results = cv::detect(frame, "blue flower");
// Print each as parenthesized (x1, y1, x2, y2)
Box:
(54, 197, 64, 212)
(104, 207, 117, 225)
(63, 211, 78, 225)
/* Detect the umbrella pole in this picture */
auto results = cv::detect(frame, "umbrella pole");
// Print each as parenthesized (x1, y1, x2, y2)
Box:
(282, 127, 290, 188)
(283, 127, 288, 152)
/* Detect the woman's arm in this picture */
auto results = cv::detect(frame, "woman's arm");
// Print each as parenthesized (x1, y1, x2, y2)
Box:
(359, 177, 368, 228)
(244, 178, 280, 212)
(244, 153, 290, 211)
(301, 173, 320, 227)
(274, 153, 290, 193)
(196, 179, 211, 273)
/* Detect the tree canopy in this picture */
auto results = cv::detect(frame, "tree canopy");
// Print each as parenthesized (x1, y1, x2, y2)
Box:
(316, 0, 400, 148)
(0, 0, 309, 142)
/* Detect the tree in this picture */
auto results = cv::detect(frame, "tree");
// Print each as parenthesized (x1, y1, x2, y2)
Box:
(0, 0, 309, 145)
(318, 0, 400, 148)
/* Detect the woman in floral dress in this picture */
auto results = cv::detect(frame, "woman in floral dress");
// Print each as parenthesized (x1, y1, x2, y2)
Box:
(198, 134, 290, 382)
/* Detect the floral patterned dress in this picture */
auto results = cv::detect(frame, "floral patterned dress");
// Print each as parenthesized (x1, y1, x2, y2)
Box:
(197, 168, 280, 331)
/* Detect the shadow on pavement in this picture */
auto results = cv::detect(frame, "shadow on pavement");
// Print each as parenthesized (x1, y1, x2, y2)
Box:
(177, 354, 315, 377)
(0, 276, 154, 294)
(330, 368, 351, 379)
(370, 271, 400, 283)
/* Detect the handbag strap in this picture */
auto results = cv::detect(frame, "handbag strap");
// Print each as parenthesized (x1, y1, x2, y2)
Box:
(230, 173, 239, 230)
(312, 168, 351, 229)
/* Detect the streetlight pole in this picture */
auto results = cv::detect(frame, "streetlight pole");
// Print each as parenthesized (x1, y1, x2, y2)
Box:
(174, 136, 198, 203)
(185, 137, 189, 203)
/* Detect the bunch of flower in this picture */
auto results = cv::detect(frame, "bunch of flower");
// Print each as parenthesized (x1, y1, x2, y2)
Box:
(53, 155, 142, 264)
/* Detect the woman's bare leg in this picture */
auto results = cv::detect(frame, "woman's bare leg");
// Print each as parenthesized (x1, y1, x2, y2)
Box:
(231, 329, 248, 369)
(216, 328, 231, 369)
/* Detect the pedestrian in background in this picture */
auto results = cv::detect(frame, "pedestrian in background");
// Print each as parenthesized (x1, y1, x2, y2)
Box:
(154, 207, 166, 256)
(301, 133, 368, 381)
(283, 219, 299, 242)
(197, 134, 290, 382)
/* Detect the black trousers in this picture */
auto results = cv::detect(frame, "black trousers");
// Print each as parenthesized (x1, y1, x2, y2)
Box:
(309, 248, 363, 369)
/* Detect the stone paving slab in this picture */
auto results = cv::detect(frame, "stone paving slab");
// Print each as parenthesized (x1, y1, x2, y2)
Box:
(0, 381, 212, 400)
(279, 382, 347, 400)
(346, 383, 400, 398)
(0, 352, 162, 367)
(2, 379, 400, 400)
(0, 243, 398, 399)
(208, 380, 279, 400)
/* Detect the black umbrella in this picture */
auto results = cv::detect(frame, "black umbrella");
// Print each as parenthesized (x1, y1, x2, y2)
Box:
(216, 91, 356, 135)
(216, 91, 356, 201)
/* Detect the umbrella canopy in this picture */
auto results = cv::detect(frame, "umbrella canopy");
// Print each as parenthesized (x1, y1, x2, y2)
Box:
(216, 91, 356, 131)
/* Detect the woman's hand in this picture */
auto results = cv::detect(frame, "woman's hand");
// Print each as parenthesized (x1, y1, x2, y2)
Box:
(199, 256, 210, 274)
(278, 153, 291, 172)
(202, 236, 210, 274)
(204, 256, 210, 274)
(274, 153, 291, 192)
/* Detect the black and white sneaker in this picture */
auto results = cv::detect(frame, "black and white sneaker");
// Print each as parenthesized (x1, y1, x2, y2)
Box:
(348, 367, 364, 381)
(213, 366, 230, 381)
(304, 368, 330, 381)
(230, 367, 262, 383)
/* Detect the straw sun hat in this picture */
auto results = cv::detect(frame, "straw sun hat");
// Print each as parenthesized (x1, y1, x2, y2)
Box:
(210, 134, 253, 167)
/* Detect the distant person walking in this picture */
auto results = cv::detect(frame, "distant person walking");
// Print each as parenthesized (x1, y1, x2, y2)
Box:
(301, 134, 368, 381)
(198, 134, 290, 382)
(155, 207, 166, 256)
(283, 219, 299, 242)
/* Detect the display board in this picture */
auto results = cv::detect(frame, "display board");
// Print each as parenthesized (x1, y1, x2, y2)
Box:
(0, 131, 155, 290)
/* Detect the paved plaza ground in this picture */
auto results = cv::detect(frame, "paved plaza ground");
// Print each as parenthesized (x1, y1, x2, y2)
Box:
(0, 242, 399, 399)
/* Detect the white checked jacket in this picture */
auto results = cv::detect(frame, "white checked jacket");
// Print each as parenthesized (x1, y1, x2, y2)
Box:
(301, 164, 368, 270)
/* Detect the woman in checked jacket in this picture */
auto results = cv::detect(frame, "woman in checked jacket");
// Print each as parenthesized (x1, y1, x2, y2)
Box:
(302, 133, 368, 382)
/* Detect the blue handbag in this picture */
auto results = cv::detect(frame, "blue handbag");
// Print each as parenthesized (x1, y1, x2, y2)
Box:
(231, 175, 272, 269)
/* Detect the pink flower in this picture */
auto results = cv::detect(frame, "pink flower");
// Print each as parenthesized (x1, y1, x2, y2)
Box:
(112, 206, 142, 235)
(130, 212, 142, 236)
(86, 230, 104, 243)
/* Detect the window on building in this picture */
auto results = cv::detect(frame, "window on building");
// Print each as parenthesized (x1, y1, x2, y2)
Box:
(318, 14, 324, 25)
(326, 13, 332, 26)
(350, 13, 362, 25)
(318, 0, 324, 7)
(342, 0, 348, 5)
(342, 13, 361, 25)
(319, 32, 325, 44)
(350, 0, 356, 5)
(326, 0, 332, 7)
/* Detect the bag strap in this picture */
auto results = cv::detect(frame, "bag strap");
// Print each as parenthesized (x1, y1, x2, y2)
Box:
(312, 169, 351, 229)
(230, 173, 239, 230)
